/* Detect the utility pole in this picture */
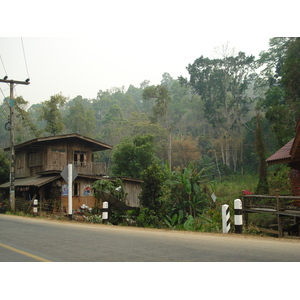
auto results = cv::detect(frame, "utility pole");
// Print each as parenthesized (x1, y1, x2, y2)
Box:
(0, 78, 30, 211)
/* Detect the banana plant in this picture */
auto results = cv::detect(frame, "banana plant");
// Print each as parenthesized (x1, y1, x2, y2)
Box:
(164, 210, 184, 229)
(170, 161, 212, 217)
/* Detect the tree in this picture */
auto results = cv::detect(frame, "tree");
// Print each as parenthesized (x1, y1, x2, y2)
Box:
(139, 162, 168, 211)
(282, 37, 300, 125)
(14, 96, 42, 142)
(143, 84, 172, 169)
(254, 112, 269, 194)
(39, 93, 67, 135)
(138, 162, 171, 227)
(0, 149, 9, 184)
(169, 162, 212, 218)
(171, 136, 201, 168)
(111, 134, 156, 178)
(66, 96, 96, 137)
(257, 37, 295, 147)
(180, 51, 256, 171)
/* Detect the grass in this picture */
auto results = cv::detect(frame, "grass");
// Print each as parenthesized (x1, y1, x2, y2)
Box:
(211, 174, 258, 205)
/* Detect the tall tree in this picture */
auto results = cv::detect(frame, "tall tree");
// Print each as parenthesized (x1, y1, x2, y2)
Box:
(180, 51, 256, 170)
(143, 85, 172, 169)
(254, 112, 269, 194)
(39, 93, 67, 135)
(282, 37, 300, 125)
(257, 37, 295, 147)
(66, 96, 96, 137)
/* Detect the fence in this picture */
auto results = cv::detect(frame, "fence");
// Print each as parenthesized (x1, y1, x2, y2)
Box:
(242, 192, 300, 237)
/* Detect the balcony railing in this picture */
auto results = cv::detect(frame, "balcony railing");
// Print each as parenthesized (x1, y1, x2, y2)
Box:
(72, 161, 107, 176)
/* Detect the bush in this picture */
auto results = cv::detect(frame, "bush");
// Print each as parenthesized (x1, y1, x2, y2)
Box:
(136, 207, 163, 228)
(85, 215, 102, 223)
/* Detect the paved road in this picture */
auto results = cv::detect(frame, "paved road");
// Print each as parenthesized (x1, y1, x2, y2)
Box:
(1, 214, 300, 262)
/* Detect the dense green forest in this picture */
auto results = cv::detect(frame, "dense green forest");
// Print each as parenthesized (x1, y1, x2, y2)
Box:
(1, 37, 300, 230)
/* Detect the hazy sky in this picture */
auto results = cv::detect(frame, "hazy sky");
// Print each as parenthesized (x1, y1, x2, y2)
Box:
(0, 1, 296, 106)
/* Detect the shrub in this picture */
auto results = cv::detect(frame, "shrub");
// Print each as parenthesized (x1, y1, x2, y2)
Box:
(85, 215, 102, 224)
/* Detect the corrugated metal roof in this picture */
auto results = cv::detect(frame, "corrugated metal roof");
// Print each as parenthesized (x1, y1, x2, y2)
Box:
(266, 138, 294, 165)
(0, 175, 60, 189)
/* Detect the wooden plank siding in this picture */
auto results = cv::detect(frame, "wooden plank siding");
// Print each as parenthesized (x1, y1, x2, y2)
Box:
(14, 139, 109, 178)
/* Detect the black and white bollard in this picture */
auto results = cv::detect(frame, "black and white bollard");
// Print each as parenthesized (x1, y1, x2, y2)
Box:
(102, 201, 108, 223)
(33, 199, 38, 216)
(222, 204, 230, 233)
(234, 199, 243, 234)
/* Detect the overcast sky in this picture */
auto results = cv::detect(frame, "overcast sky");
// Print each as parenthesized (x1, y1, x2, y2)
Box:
(0, 1, 297, 106)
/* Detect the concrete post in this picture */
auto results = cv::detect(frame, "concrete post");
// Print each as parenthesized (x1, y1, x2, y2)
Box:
(222, 204, 230, 233)
(234, 199, 243, 234)
(102, 201, 108, 223)
(68, 163, 73, 219)
(33, 199, 38, 216)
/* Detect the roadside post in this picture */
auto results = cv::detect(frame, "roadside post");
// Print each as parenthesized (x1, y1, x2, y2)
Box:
(68, 164, 73, 219)
(222, 204, 230, 233)
(102, 201, 108, 224)
(33, 199, 38, 216)
(60, 164, 78, 220)
(234, 199, 243, 234)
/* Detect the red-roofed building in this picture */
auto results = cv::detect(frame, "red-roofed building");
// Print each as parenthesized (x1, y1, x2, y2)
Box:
(266, 120, 300, 195)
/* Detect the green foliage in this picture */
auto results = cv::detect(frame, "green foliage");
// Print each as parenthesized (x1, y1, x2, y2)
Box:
(267, 164, 291, 194)
(92, 178, 127, 214)
(182, 52, 255, 128)
(139, 162, 169, 215)
(282, 37, 300, 125)
(169, 161, 212, 217)
(136, 207, 162, 228)
(111, 134, 156, 178)
(142, 85, 171, 123)
(85, 215, 102, 223)
(257, 37, 295, 147)
(254, 113, 269, 194)
(164, 210, 184, 230)
(39, 93, 67, 135)
(180, 51, 256, 170)
(0, 150, 9, 184)
(65, 96, 96, 136)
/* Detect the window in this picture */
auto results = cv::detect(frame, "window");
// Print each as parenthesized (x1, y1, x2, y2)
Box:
(74, 151, 87, 167)
(29, 152, 43, 167)
(74, 182, 80, 196)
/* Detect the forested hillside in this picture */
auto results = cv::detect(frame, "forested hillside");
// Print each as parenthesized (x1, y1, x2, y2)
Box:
(1, 37, 299, 179)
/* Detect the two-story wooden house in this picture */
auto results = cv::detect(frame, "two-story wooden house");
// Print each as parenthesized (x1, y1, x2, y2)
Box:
(0, 133, 141, 213)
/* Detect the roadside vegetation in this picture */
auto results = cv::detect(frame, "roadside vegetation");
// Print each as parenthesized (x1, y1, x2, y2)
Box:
(0, 37, 299, 237)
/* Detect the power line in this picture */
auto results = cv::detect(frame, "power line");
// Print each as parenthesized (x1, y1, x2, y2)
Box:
(0, 55, 8, 77)
(0, 86, 6, 99)
(21, 38, 30, 79)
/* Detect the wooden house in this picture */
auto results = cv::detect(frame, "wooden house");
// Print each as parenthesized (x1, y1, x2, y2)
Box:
(0, 133, 141, 213)
(266, 119, 300, 196)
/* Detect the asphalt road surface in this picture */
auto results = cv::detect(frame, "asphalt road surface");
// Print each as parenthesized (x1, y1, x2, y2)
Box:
(1, 214, 300, 262)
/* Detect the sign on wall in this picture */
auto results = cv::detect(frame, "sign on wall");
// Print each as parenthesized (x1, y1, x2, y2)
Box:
(62, 184, 68, 196)
(83, 185, 91, 196)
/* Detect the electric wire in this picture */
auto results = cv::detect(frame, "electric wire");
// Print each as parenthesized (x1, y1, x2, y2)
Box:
(21, 37, 30, 79)
(0, 55, 8, 77)
(0, 87, 6, 99)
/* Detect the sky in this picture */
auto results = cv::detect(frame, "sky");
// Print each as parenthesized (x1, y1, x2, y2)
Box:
(0, 0, 297, 106)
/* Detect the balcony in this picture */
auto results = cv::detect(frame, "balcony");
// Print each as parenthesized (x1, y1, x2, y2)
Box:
(72, 161, 107, 176)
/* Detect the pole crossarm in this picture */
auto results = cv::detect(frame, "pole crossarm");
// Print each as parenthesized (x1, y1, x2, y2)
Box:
(0, 79, 30, 85)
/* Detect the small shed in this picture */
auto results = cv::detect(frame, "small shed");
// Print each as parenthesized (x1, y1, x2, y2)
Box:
(266, 119, 300, 196)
